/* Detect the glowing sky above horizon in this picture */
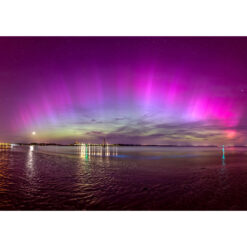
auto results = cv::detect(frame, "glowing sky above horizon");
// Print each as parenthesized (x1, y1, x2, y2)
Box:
(1, 37, 247, 145)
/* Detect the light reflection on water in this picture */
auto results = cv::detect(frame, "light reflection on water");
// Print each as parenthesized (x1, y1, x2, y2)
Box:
(219, 158, 227, 179)
(0, 151, 9, 193)
(27, 145, 34, 172)
(0, 146, 247, 209)
(79, 145, 118, 162)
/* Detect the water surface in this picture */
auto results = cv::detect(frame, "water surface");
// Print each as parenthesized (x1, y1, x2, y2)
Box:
(0, 145, 246, 210)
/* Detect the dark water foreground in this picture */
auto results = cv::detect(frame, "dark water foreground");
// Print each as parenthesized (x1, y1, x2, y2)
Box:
(0, 145, 247, 210)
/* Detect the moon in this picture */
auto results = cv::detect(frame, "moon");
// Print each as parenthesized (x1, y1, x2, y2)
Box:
(32, 131, 36, 135)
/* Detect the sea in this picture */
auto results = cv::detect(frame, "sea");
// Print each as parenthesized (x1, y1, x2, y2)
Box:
(0, 145, 246, 210)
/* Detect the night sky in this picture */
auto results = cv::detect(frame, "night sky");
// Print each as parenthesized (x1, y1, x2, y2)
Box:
(1, 37, 247, 145)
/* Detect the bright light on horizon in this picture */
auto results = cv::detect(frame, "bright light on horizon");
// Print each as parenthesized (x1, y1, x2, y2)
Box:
(32, 131, 36, 136)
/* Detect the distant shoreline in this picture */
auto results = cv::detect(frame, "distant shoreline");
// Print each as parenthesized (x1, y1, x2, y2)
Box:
(12, 143, 247, 148)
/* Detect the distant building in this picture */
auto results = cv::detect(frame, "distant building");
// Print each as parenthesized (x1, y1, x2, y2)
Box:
(103, 138, 107, 147)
